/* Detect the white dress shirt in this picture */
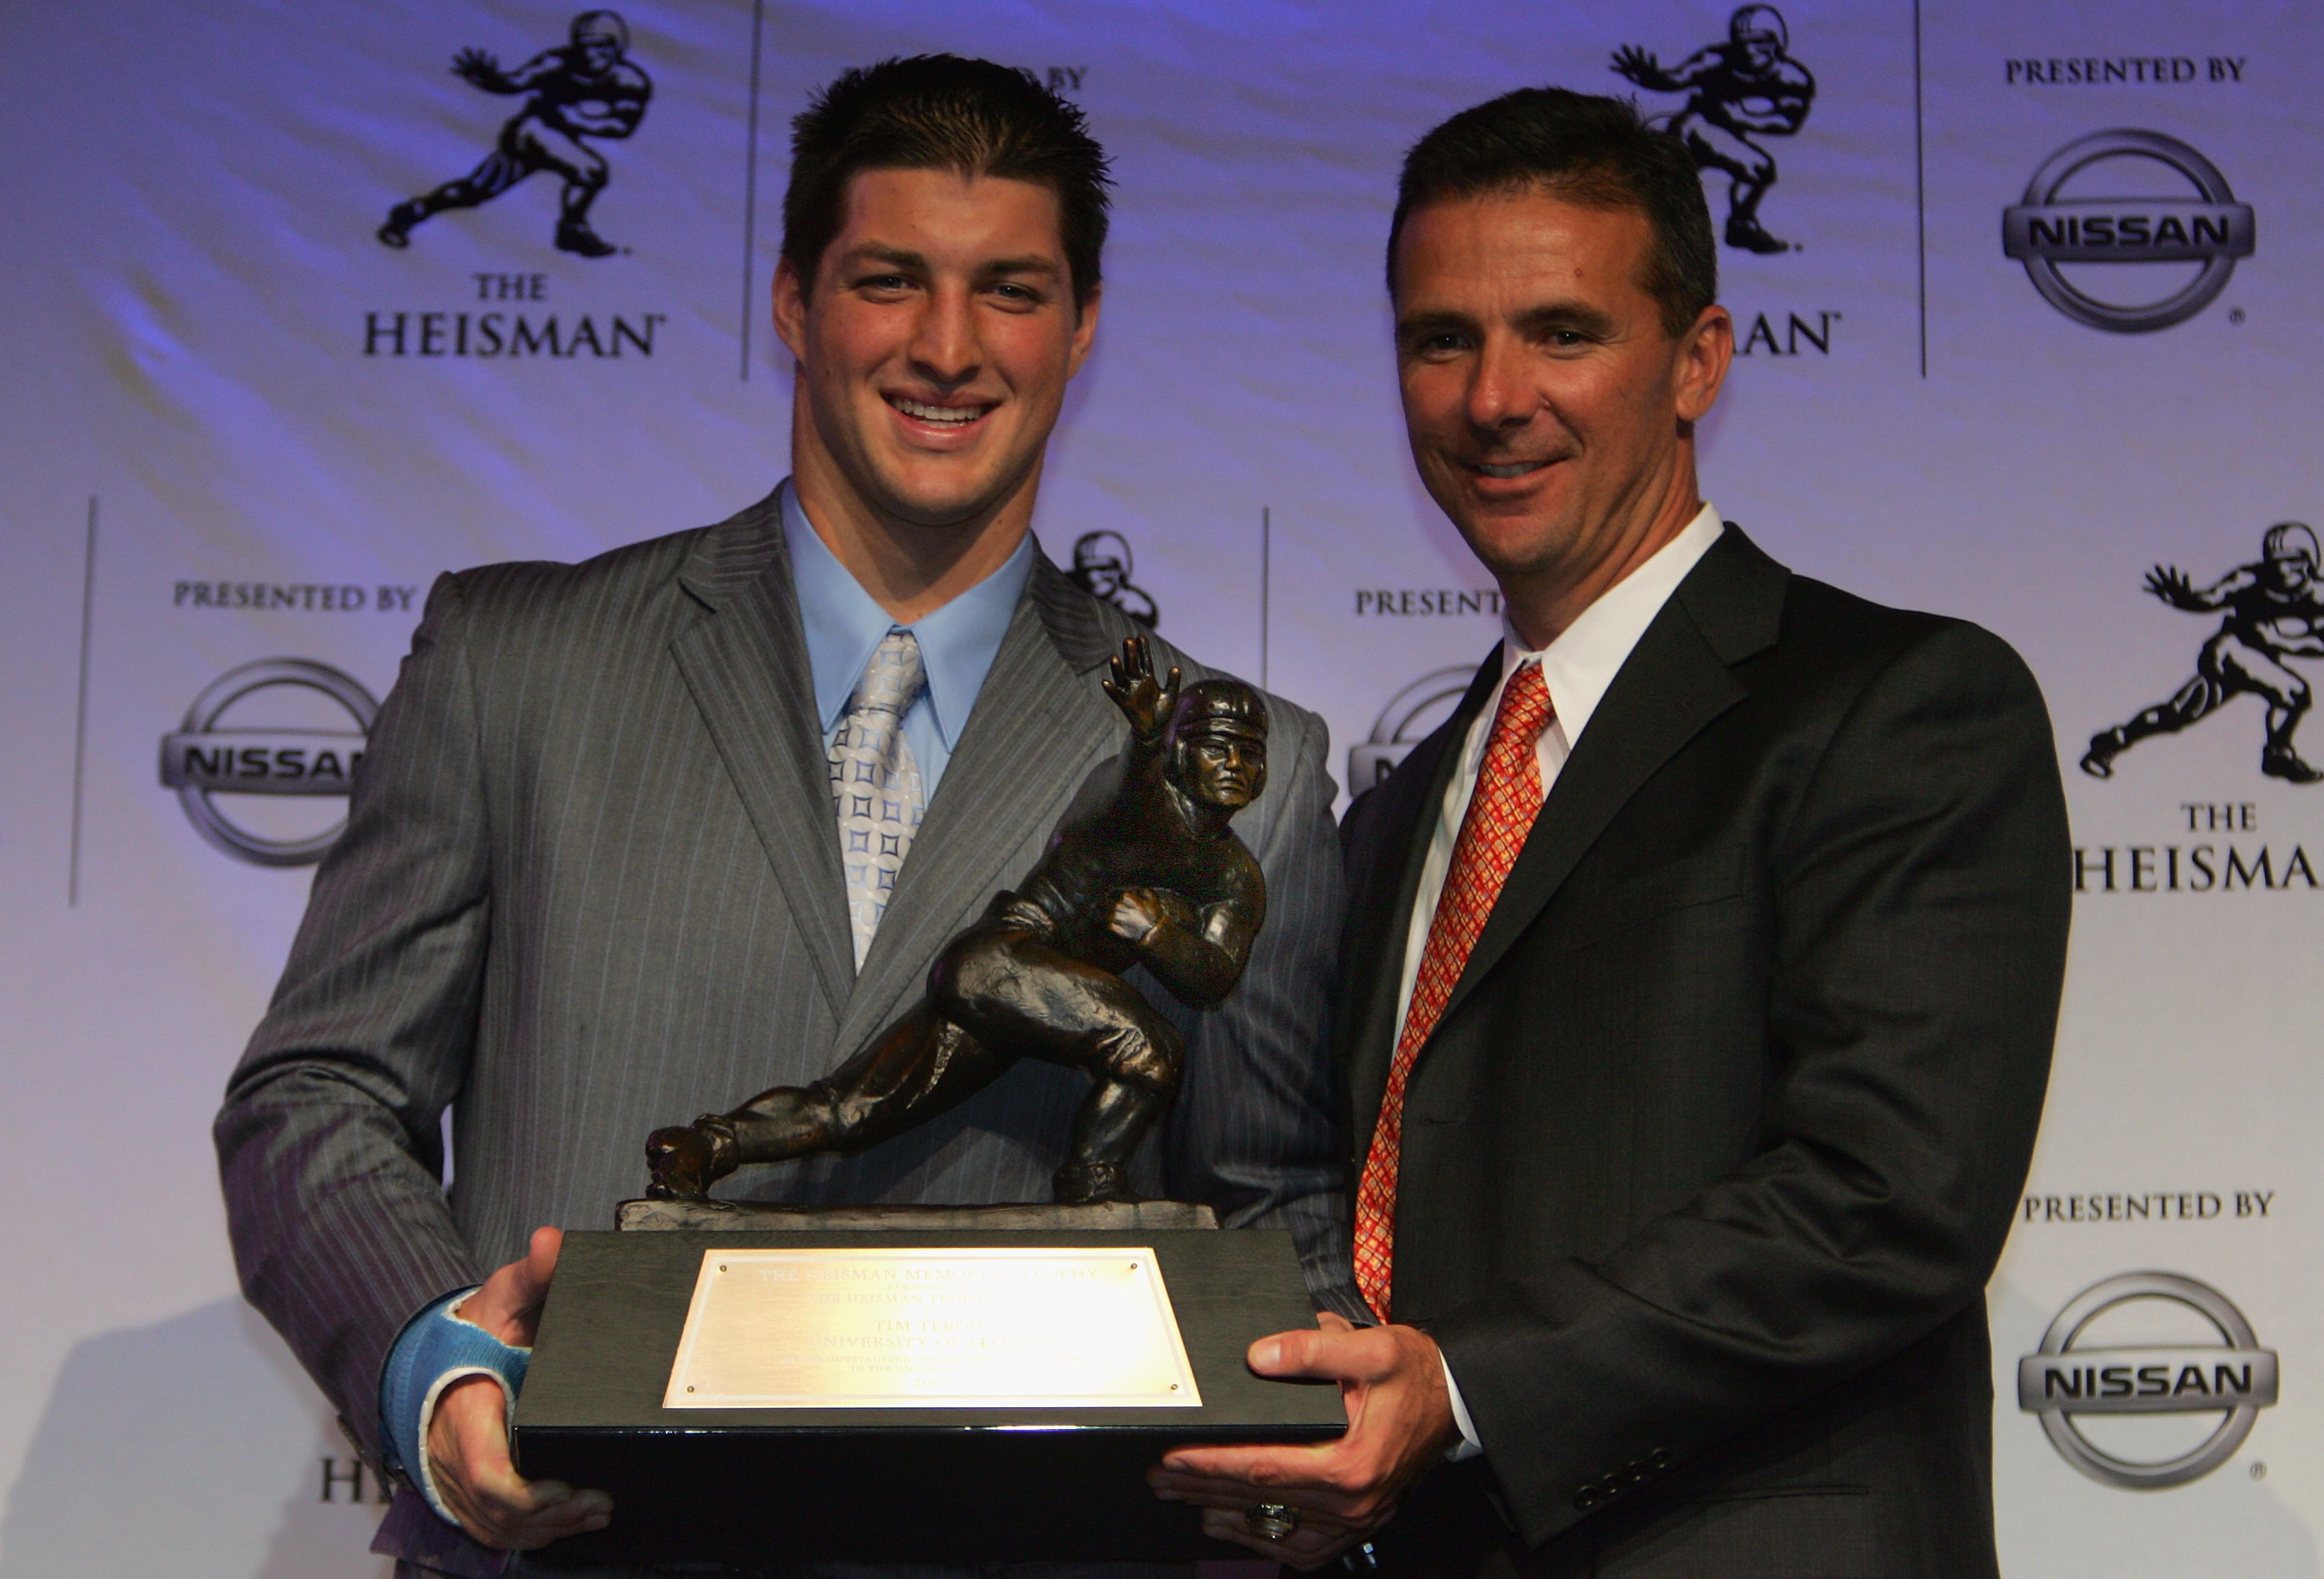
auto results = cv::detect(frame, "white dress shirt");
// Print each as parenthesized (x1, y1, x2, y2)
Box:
(1387, 503, 1727, 1459)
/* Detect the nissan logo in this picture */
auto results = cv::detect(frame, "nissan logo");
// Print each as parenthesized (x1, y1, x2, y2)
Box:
(2018, 1271, 2278, 1488)
(161, 658, 378, 867)
(2002, 129, 2255, 333)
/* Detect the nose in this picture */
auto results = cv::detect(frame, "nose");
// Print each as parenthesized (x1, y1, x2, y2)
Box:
(1464, 332, 1539, 437)
(909, 280, 981, 388)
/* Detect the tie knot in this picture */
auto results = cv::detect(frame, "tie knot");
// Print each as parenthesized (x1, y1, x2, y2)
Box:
(1494, 660, 1554, 741)
(852, 630, 926, 717)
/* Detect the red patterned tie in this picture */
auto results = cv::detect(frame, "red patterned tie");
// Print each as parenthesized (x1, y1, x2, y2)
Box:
(1353, 661, 1552, 1320)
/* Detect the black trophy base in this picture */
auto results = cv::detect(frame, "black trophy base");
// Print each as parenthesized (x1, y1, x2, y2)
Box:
(614, 1195, 1220, 1232)
(511, 1222, 1342, 1564)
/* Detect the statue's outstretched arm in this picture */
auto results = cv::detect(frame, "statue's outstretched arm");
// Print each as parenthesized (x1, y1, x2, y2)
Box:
(1101, 635, 1179, 775)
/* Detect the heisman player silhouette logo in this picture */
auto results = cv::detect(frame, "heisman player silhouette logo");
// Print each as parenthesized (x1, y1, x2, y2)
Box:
(2083, 524, 2324, 785)
(1067, 531, 1160, 628)
(1612, 6, 1816, 255)
(378, 11, 652, 258)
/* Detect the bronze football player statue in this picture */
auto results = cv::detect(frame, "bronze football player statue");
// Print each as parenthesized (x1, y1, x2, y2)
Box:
(645, 637, 1267, 1206)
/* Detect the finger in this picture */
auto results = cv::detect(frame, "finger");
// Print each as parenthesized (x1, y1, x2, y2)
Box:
(437, 1380, 612, 1546)
(454, 1452, 612, 1548)
(463, 1225, 562, 1340)
(1156, 1440, 1342, 1491)
(515, 1225, 562, 1317)
(1317, 1309, 1357, 1334)
(1246, 1321, 1384, 1382)
(464, 1478, 610, 1551)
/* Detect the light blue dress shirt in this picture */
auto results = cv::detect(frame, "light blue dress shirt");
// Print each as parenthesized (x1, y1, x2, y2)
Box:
(378, 480, 1037, 1517)
(781, 480, 1034, 797)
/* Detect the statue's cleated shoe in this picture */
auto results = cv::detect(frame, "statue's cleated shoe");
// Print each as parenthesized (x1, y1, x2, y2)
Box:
(1052, 1161, 1139, 1205)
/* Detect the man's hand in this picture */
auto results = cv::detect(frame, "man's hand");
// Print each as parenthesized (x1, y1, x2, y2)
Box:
(423, 1227, 612, 1550)
(1147, 1313, 1459, 1571)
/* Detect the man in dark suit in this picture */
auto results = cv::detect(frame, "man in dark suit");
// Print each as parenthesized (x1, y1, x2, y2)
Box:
(217, 57, 1354, 1575)
(1151, 87, 2069, 1576)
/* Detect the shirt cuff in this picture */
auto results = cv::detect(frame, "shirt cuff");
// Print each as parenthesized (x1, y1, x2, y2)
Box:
(1440, 1348, 1484, 1460)
(378, 1287, 533, 1523)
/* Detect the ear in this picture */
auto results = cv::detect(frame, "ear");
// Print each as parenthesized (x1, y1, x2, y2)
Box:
(1065, 281, 1103, 379)
(1673, 303, 1733, 424)
(771, 253, 810, 364)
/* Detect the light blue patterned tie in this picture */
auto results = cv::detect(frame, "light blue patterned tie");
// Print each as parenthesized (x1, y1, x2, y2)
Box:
(829, 630, 928, 967)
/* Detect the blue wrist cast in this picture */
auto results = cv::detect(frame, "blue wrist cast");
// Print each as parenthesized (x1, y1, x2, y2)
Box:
(377, 1286, 532, 1522)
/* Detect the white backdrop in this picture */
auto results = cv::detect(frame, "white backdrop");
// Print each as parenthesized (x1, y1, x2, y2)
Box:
(3, 1, 2318, 1573)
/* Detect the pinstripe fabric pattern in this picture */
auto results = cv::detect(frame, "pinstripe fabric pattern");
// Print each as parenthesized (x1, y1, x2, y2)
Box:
(214, 487, 1360, 1488)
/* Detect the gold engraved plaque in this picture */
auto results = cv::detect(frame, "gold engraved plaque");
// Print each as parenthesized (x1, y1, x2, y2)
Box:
(662, 1247, 1203, 1409)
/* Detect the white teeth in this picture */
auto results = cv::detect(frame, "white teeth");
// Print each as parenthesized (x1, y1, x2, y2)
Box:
(894, 397, 984, 425)
(1478, 461, 1547, 479)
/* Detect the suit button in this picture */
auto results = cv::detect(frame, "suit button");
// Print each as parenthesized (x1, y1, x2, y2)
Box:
(1648, 1448, 1672, 1470)
(1573, 1486, 1600, 1511)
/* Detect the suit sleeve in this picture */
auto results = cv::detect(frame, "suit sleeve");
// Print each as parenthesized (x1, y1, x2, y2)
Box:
(214, 572, 494, 1467)
(1161, 698, 1367, 1321)
(1430, 622, 2071, 1546)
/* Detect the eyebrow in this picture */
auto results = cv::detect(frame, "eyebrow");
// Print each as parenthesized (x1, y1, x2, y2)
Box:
(1395, 299, 1621, 343)
(976, 254, 1063, 280)
(1394, 307, 1475, 342)
(840, 245, 1061, 279)
(1514, 301, 1619, 338)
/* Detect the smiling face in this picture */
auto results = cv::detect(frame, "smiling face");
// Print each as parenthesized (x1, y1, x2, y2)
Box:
(775, 167, 1097, 538)
(1392, 187, 1730, 638)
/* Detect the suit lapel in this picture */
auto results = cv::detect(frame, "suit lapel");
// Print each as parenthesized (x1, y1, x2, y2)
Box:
(1343, 657, 1500, 1142)
(1432, 526, 1788, 1034)
(834, 553, 1120, 1050)
(669, 492, 857, 1019)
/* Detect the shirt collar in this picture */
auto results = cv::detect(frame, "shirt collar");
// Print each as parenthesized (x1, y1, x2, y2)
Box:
(781, 480, 1034, 751)
(1503, 502, 1725, 746)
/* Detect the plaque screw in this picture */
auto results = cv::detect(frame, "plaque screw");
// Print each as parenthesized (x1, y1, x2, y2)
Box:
(686, 1386, 695, 1393)
(1170, 1383, 1179, 1391)
(719, 1263, 727, 1272)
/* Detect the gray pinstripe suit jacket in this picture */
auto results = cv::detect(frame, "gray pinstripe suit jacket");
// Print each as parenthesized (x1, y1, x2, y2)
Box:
(214, 487, 1357, 1488)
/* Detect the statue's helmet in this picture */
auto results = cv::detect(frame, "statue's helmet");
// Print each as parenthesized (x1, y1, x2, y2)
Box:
(571, 10, 630, 50)
(2264, 521, 2320, 569)
(1170, 679, 1267, 743)
(1730, 4, 1788, 49)
(1073, 529, 1133, 577)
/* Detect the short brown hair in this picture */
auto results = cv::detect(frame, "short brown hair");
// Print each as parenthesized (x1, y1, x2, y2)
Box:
(782, 55, 1111, 311)
(1388, 88, 1716, 337)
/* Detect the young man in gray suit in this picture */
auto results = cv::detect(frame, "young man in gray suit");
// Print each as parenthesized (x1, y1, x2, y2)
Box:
(216, 56, 1354, 1573)
(1152, 88, 2069, 1575)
